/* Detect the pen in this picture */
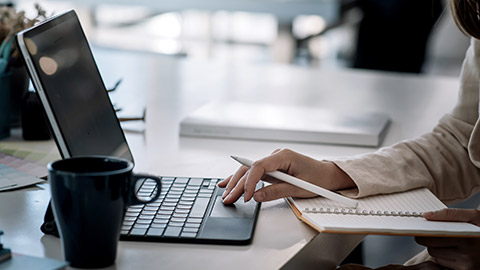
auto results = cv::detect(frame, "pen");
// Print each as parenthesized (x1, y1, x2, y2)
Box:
(231, 156, 358, 208)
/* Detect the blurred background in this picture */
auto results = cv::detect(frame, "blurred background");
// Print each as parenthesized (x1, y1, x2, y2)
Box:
(2, 0, 474, 268)
(6, 0, 469, 76)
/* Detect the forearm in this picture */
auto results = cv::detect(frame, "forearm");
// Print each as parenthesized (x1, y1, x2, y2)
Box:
(332, 115, 480, 201)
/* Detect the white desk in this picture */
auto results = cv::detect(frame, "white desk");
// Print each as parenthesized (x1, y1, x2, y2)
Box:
(0, 48, 460, 269)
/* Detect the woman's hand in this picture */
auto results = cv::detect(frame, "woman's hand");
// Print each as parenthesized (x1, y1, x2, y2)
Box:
(414, 208, 480, 270)
(218, 148, 356, 204)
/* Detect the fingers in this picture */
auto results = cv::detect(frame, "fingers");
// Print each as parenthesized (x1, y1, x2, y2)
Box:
(222, 165, 249, 198)
(223, 173, 249, 204)
(423, 208, 480, 225)
(217, 175, 230, 188)
(253, 182, 315, 202)
(243, 150, 295, 202)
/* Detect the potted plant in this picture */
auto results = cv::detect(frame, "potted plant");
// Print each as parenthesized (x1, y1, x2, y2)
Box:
(0, 4, 49, 139)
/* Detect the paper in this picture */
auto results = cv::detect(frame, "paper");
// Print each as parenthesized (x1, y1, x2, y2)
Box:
(0, 153, 46, 191)
(288, 188, 480, 237)
(296, 188, 445, 215)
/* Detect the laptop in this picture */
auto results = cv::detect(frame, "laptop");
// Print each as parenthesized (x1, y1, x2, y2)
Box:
(16, 10, 261, 245)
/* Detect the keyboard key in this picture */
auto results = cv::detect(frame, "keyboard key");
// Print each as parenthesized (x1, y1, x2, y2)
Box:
(164, 198, 179, 203)
(183, 227, 199, 233)
(171, 217, 186, 223)
(198, 194, 212, 198)
(175, 177, 189, 184)
(127, 208, 143, 213)
(141, 210, 157, 215)
(169, 222, 185, 227)
(147, 202, 161, 207)
(136, 219, 153, 225)
(173, 213, 188, 218)
(178, 201, 194, 206)
(153, 219, 169, 224)
(124, 216, 137, 222)
(155, 214, 171, 220)
(163, 227, 182, 237)
(188, 178, 203, 186)
(133, 224, 150, 229)
(174, 209, 190, 214)
(122, 221, 135, 226)
(160, 206, 175, 211)
(121, 230, 130, 234)
(181, 232, 197, 238)
(176, 205, 192, 210)
(190, 198, 210, 218)
(180, 197, 195, 201)
(158, 210, 173, 215)
(144, 206, 160, 211)
(162, 203, 177, 207)
(187, 218, 202, 224)
(147, 228, 164, 237)
(150, 223, 167, 229)
(130, 228, 147, 236)
(125, 212, 140, 217)
(139, 214, 155, 220)
(185, 223, 201, 228)
(121, 225, 132, 230)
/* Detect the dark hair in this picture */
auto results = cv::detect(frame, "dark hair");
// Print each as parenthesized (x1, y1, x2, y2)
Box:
(450, 0, 480, 39)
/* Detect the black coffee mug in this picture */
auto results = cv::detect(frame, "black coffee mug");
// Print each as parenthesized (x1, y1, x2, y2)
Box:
(48, 156, 161, 268)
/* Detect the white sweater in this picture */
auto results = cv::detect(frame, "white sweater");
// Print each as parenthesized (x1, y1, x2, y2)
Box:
(333, 38, 480, 265)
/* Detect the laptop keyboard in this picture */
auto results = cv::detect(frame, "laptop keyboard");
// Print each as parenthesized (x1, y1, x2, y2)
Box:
(120, 177, 219, 239)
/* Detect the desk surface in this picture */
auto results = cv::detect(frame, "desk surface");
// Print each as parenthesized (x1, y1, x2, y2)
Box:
(0, 48, 460, 269)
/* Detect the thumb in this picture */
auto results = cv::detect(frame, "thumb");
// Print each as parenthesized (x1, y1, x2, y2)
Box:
(423, 208, 480, 225)
(253, 183, 307, 202)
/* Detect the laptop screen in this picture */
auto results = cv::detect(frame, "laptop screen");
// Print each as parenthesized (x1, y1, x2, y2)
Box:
(20, 11, 133, 162)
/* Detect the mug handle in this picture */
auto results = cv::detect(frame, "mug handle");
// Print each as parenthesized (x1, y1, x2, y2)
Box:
(128, 174, 162, 206)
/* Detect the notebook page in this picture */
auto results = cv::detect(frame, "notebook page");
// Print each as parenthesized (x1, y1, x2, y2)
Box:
(293, 188, 446, 215)
(303, 213, 480, 236)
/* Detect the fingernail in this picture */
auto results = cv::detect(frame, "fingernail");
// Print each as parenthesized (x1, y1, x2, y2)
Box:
(255, 191, 265, 202)
(224, 194, 232, 202)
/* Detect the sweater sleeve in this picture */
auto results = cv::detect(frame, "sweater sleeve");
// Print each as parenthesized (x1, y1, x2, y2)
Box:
(333, 39, 480, 204)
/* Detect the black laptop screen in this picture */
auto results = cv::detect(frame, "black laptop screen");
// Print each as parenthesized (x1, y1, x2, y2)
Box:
(21, 11, 133, 162)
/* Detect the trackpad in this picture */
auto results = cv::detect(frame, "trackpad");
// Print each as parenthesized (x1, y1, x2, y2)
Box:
(210, 196, 256, 219)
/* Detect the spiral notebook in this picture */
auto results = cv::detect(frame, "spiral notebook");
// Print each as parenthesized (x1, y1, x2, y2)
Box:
(287, 188, 480, 237)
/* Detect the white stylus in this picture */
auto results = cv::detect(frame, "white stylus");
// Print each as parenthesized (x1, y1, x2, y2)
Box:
(231, 156, 358, 208)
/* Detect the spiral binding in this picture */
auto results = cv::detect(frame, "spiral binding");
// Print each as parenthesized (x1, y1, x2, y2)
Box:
(303, 207, 423, 217)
